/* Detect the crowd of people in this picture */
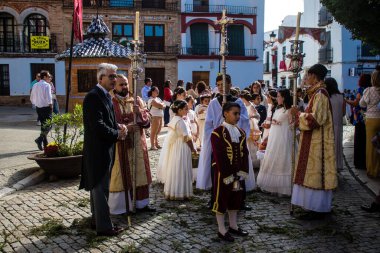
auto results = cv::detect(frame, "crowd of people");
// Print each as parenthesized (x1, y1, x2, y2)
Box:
(31, 62, 378, 240)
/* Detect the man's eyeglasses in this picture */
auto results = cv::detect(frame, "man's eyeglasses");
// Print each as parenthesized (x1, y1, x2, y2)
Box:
(118, 83, 128, 87)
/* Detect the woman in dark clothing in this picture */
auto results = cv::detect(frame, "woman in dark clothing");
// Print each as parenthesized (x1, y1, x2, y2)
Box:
(345, 74, 371, 170)
(163, 80, 173, 126)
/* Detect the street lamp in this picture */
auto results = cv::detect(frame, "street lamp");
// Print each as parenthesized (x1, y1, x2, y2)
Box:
(264, 31, 276, 49)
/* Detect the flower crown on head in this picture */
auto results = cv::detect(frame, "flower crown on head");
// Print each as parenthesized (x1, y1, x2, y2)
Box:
(199, 91, 211, 98)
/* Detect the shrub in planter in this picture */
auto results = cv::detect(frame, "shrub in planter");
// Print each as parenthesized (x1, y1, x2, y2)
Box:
(28, 104, 84, 179)
(44, 104, 84, 157)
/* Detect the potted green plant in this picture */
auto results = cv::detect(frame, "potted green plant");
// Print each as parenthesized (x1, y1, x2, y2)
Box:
(28, 104, 84, 179)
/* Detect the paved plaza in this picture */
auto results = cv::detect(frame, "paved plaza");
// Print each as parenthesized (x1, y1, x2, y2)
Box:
(0, 106, 379, 253)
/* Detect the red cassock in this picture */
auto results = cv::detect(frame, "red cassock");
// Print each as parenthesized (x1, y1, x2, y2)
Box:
(211, 125, 249, 214)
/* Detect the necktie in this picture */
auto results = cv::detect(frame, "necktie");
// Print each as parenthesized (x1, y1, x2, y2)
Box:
(106, 93, 113, 109)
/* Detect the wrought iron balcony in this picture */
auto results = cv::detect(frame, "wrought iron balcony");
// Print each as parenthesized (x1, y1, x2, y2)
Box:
(318, 47, 333, 64)
(357, 45, 380, 62)
(63, 0, 179, 11)
(180, 47, 257, 57)
(184, 4, 257, 15)
(318, 6, 333, 26)
(0, 34, 57, 54)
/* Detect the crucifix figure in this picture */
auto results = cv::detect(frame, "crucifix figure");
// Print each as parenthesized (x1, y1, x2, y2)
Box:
(215, 10, 234, 105)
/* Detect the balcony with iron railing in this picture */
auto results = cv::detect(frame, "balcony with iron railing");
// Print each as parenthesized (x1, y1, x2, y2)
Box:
(0, 34, 57, 54)
(357, 45, 380, 62)
(180, 47, 258, 58)
(63, 0, 179, 11)
(318, 47, 333, 64)
(318, 6, 333, 26)
(184, 4, 257, 15)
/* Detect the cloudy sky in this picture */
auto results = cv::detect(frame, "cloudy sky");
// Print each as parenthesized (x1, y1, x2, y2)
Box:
(264, 0, 304, 32)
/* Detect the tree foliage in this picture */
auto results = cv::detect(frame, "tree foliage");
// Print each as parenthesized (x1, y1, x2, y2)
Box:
(321, 0, 380, 49)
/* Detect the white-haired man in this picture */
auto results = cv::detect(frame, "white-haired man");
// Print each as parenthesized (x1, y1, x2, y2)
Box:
(80, 63, 127, 236)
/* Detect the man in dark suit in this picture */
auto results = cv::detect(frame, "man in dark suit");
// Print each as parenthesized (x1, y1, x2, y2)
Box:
(80, 63, 127, 236)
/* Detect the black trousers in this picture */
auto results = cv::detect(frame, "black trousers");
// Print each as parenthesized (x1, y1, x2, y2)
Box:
(36, 106, 52, 145)
(354, 121, 366, 170)
(90, 170, 113, 232)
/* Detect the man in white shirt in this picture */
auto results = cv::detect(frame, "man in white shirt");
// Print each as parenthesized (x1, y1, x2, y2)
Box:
(30, 71, 53, 150)
(141, 78, 152, 103)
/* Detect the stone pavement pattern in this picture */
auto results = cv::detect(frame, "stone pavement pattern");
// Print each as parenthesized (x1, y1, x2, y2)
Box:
(0, 108, 379, 252)
(0, 106, 41, 188)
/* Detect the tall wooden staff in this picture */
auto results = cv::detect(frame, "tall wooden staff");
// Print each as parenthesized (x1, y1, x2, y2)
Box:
(289, 12, 305, 214)
(215, 10, 234, 105)
(128, 11, 146, 217)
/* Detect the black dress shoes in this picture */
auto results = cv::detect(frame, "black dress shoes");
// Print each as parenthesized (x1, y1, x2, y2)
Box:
(136, 206, 156, 212)
(298, 211, 326, 220)
(218, 231, 234, 242)
(97, 226, 124, 237)
(361, 202, 380, 213)
(240, 204, 252, 211)
(228, 227, 249, 236)
(35, 138, 43, 151)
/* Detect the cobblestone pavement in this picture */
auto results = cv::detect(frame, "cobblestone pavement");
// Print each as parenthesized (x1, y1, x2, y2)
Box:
(0, 107, 41, 188)
(1, 124, 379, 252)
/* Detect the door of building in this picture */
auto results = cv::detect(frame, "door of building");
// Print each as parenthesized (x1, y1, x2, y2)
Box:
(30, 63, 55, 83)
(145, 68, 165, 99)
(192, 71, 210, 88)
(0, 64, 10, 95)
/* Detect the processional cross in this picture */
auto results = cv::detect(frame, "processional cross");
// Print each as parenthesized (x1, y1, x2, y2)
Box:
(215, 10, 234, 105)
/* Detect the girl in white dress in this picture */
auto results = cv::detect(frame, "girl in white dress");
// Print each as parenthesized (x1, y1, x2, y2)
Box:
(185, 95, 199, 144)
(157, 100, 197, 200)
(240, 91, 261, 169)
(257, 89, 295, 196)
(262, 90, 278, 140)
(195, 92, 211, 147)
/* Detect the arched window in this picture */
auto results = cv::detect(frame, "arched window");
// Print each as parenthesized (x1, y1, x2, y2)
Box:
(23, 14, 49, 52)
(0, 12, 16, 52)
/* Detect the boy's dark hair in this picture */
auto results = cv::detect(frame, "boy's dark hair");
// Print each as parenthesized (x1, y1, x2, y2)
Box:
(216, 74, 231, 84)
(308, 64, 328, 81)
(40, 70, 50, 79)
(171, 100, 187, 113)
(144, 78, 152, 84)
(222, 102, 240, 118)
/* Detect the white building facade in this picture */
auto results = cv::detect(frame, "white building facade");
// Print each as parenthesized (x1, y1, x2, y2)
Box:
(0, 3, 65, 105)
(263, 0, 380, 91)
(178, 0, 264, 89)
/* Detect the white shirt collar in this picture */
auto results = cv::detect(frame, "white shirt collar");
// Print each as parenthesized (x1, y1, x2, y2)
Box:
(222, 121, 241, 143)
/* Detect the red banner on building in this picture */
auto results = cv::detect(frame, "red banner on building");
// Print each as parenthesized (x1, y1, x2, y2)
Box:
(73, 0, 83, 42)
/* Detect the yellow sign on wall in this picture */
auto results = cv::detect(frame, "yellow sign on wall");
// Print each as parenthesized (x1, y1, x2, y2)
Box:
(31, 36, 50, 49)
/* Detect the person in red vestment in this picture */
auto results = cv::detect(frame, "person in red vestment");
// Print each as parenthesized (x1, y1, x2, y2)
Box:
(211, 102, 249, 242)
(108, 74, 156, 214)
